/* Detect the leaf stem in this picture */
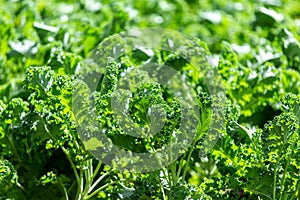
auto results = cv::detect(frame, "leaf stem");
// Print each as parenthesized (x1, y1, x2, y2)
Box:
(182, 139, 197, 180)
(42, 121, 81, 199)
(84, 180, 120, 199)
(88, 171, 110, 194)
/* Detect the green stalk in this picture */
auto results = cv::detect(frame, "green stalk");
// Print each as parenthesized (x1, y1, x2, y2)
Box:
(176, 159, 184, 179)
(160, 180, 167, 200)
(273, 162, 278, 200)
(161, 168, 172, 197)
(182, 139, 197, 180)
(79, 159, 102, 199)
(86, 160, 102, 192)
(273, 154, 285, 200)
(42, 121, 81, 199)
(88, 171, 110, 194)
(60, 145, 81, 200)
(59, 180, 69, 200)
(84, 180, 121, 199)
(165, 168, 172, 188)
(67, 181, 76, 193)
(82, 159, 93, 198)
(81, 161, 108, 199)
(279, 159, 290, 200)
(75, 163, 84, 200)
(168, 135, 177, 187)
(5, 134, 22, 163)
(91, 161, 102, 181)
(273, 148, 284, 200)
(16, 181, 25, 191)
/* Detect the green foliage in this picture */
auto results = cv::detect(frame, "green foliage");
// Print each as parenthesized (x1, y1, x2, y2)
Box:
(0, 159, 16, 187)
(0, 0, 300, 199)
